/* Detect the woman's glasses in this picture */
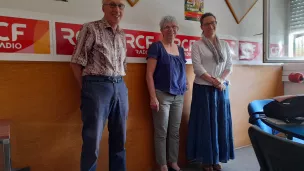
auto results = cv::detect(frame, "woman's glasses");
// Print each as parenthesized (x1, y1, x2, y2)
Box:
(202, 21, 217, 27)
(163, 26, 179, 31)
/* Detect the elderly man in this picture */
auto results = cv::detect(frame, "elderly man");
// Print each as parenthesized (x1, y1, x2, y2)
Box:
(70, 0, 128, 171)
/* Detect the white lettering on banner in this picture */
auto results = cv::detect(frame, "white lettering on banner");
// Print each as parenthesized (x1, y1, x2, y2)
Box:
(60, 28, 79, 45)
(182, 39, 189, 50)
(175, 38, 196, 51)
(0, 42, 22, 49)
(146, 36, 154, 49)
(0, 22, 9, 41)
(124, 31, 198, 58)
(126, 34, 135, 48)
(126, 34, 154, 54)
(0, 22, 26, 41)
(136, 35, 145, 49)
(135, 49, 147, 54)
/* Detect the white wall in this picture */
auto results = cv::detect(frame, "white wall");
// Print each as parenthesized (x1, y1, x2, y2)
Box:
(1, 0, 289, 41)
(0, 0, 239, 38)
(239, 0, 289, 43)
(239, 0, 263, 39)
(0, 0, 102, 20)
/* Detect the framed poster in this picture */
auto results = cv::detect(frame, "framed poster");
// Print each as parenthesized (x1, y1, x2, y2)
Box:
(184, 0, 204, 22)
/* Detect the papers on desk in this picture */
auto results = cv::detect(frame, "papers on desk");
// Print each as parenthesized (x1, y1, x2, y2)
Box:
(265, 117, 304, 125)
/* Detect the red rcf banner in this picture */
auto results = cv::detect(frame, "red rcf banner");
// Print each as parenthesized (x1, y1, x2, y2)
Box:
(0, 16, 50, 54)
(55, 22, 82, 55)
(239, 41, 262, 60)
(54, 22, 201, 59)
(125, 29, 200, 59)
(175, 34, 201, 59)
(125, 29, 161, 58)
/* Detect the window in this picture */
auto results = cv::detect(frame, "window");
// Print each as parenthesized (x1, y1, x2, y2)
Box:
(290, 0, 304, 31)
(291, 32, 304, 57)
(264, 0, 304, 63)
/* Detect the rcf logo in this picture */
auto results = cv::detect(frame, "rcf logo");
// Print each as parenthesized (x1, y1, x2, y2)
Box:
(0, 23, 26, 49)
(125, 29, 160, 57)
(127, 0, 139, 7)
(239, 41, 261, 60)
(124, 29, 200, 59)
(54, 23, 200, 59)
(0, 16, 50, 54)
(55, 22, 82, 55)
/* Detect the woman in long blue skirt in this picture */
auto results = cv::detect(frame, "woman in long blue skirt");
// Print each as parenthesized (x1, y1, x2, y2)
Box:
(187, 12, 235, 171)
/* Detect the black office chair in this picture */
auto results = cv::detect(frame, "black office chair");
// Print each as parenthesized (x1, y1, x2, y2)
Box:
(248, 125, 304, 171)
(248, 99, 304, 144)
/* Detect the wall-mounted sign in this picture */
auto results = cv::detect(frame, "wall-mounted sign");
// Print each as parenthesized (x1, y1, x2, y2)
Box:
(125, 29, 200, 59)
(0, 15, 261, 64)
(239, 41, 261, 60)
(55, 22, 82, 55)
(54, 23, 201, 59)
(0, 16, 50, 54)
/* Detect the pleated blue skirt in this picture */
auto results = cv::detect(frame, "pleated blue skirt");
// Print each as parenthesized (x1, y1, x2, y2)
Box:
(186, 83, 235, 164)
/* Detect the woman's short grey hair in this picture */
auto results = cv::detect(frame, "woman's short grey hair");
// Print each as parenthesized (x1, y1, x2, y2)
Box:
(159, 15, 179, 29)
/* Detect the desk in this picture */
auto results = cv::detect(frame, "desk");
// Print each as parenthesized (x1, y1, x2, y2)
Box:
(262, 118, 304, 140)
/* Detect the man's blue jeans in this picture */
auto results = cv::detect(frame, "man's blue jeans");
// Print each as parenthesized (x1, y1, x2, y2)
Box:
(80, 75, 128, 171)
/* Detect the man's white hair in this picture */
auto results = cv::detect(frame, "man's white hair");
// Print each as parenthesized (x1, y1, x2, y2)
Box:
(102, 0, 125, 4)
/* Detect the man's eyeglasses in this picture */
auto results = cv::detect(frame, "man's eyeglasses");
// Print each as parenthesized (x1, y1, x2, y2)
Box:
(103, 2, 125, 10)
(202, 21, 217, 27)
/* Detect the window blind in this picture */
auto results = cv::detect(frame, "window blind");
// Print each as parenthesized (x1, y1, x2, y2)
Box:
(290, 0, 304, 31)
